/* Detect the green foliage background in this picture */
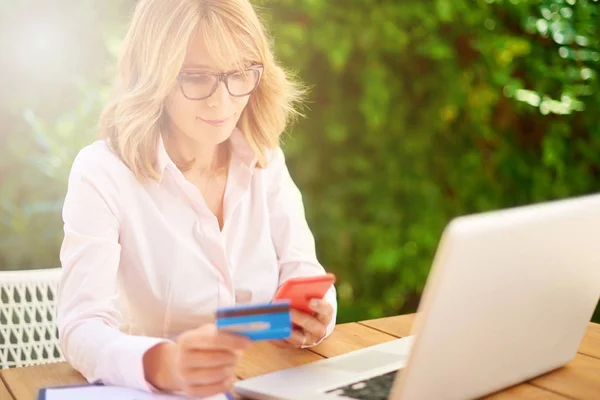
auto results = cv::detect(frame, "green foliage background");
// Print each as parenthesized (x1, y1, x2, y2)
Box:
(0, 0, 598, 324)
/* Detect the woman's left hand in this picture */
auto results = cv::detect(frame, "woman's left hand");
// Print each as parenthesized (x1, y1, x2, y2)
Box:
(278, 299, 334, 348)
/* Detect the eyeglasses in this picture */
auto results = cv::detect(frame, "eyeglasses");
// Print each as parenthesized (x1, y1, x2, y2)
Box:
(177, 64, 264, 101)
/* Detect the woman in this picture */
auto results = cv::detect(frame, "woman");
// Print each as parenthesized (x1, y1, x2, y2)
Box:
(56, 0, 337, 398)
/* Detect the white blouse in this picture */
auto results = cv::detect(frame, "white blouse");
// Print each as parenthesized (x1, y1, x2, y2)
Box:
(57, 129, 337, 391)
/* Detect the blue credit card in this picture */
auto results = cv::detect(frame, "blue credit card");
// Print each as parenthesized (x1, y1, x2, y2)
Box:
(215, 301, 292, 341)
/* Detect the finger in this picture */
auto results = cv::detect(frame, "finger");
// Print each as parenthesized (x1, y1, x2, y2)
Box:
(290, 309, 327, 340)
(302, 332, 318, 348)
(210, 331, 253, 351)
(315, 314, 330, 326)
(315, 310, 332, 326)
(290, 309, 318, 330)
(309, 299, 333, 321)
(183, 376, 236, 399)
(179, 349, 238, 369)
(182, 324, 252, 352)
(184, 365, 237, 386)
(284, 328, 306, 347)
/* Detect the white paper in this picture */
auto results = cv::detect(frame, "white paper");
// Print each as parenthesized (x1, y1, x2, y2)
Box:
(44, 385, 229, 400)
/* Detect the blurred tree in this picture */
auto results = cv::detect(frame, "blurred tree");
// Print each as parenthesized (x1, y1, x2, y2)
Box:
(254, 0, 600, 322)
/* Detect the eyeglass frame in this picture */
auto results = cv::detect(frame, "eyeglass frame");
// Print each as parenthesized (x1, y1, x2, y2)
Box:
(176, 63, 264, 101)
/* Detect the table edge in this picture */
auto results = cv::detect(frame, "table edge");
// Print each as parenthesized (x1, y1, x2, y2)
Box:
(0, 370, 16, 400)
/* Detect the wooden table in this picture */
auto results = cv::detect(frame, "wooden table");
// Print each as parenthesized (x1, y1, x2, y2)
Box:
(1, 314, 599, 399)
(0, 375, 11, 400)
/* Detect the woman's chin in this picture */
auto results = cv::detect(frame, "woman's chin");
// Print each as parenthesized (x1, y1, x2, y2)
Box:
(195, 121, 235, 144)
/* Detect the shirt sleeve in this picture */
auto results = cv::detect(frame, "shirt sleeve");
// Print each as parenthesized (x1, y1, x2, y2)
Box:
(57, 147, 170, 392)
(266, 147, 338, 344)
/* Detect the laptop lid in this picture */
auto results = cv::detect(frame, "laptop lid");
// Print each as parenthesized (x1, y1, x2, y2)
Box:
(391, 194, 600, 400)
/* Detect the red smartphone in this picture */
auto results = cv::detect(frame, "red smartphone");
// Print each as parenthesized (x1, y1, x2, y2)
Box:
(273, 273, 336, 313)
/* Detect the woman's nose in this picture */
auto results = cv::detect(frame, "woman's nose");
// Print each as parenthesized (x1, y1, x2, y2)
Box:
(206, 81, 230, 108)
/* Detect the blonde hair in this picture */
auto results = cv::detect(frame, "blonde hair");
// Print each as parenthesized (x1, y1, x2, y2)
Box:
(98, 0, 304, 181)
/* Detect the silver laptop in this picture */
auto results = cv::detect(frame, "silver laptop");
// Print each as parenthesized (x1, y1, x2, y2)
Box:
(235, 194, 600, 400)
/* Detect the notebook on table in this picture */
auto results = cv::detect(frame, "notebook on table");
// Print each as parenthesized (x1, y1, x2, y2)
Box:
(38, 383, 234, 400)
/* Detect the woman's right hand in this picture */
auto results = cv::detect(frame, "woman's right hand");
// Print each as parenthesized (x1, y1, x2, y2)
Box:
(144, 323, 252, 398)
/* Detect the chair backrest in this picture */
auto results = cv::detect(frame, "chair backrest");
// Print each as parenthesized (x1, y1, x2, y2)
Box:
(0, 268, 64, 369)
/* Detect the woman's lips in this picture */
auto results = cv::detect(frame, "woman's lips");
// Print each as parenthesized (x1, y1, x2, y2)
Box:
(199, 117, 230, 127)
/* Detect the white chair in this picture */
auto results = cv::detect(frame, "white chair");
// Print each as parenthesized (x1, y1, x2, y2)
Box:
(0, 268, 64, 369)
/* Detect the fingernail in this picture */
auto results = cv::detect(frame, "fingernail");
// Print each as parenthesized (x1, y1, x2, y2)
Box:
(309, 299, 319, 308)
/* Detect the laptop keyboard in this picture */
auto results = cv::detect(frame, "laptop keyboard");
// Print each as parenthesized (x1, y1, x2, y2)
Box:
(325, 370, 399, 399)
